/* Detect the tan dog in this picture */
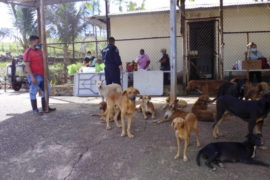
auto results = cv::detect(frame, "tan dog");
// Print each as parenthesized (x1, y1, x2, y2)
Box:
(171, 115, 200, 161)
(192, 95, 215, 122)
(157, 100, 189, 123)
(106, 87, 140, 138)
(186, 80, 226, 95)
(163, 96, 188, 110)
(245, 82, 269, 100)
(94, 80, 122, 101)
(137, 95, 155, 119)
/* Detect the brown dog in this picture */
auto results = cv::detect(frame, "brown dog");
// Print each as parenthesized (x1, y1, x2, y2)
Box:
(187, 80, 226, 95)
(106, 87, 140, 138)
(245, 82, 269, 100)
(137, 95, 155, 119)
(192, 95, 215, 122)
(92, 101, 120, 122)
(157, 100, 189, 123)
(163, 96, 188, 110)
(171, 115, 200, 161)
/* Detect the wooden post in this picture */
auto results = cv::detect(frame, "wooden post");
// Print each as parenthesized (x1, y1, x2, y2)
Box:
(37, 8, 41, 38)
(219, 0, 224, 79)
(72, 41, 75, 61)
(170, 0, 177, 101)
(105, 0, 111, 41)
(181, 0, 187, 94)
(40, 0, 49, 112)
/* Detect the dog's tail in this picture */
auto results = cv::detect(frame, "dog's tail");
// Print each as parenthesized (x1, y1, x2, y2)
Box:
(196, 150, 203, 166)
(207, 97, 217, 104)
(246, 159, 270, 167)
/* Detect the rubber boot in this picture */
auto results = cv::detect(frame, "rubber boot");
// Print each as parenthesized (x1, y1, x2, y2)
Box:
(41, 98, 56, 113)
(31, 99, 43, 115)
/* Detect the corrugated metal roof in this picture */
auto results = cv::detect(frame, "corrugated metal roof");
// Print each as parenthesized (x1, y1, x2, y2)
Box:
(0, 0, 86, 7)
(109, 1, 270, 17)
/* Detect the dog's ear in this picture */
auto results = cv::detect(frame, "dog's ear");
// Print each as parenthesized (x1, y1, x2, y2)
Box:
(139, 96, 143, 99)
(135, 89, 140, 95)
(101, 80, 104, 84)
(122, 90, 127, 95)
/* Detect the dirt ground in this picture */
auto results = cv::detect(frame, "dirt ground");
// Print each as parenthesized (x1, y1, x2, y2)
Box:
(0, 90, 270, 180)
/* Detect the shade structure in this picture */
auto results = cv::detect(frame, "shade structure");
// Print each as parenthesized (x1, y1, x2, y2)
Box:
(0, 0, 86, 7)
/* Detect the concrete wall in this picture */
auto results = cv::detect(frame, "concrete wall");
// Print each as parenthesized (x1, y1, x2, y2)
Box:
(110, 5, 270, 74)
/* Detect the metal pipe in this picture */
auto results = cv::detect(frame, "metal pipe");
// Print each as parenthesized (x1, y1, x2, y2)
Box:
(105, 0, 111, 41)
(40, 0, 49, 112)
(170, 0, 177, 101)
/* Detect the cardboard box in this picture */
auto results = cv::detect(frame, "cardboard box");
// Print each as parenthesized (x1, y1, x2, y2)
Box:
(242, 60, 261, 70)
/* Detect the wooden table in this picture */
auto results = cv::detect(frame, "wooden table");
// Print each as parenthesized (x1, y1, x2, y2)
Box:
(224, 69, 270, 80)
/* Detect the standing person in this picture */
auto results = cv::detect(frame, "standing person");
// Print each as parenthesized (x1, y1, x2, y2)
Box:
(102, 37, 123, 85)
(159, 48, 170, 84)
(135, 49, 150, 70)
(245, 42, 263, 82)
(24, 35, 56, 115)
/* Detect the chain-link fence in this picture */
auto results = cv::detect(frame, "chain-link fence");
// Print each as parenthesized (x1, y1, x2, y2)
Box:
(223, 1, 270, 71)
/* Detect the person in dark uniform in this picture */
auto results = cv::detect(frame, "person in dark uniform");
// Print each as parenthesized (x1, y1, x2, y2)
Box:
(159, 48, 170, 84)
(102, 37, 123, 85)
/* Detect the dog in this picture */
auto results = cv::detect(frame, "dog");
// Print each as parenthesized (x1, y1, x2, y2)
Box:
(192, 95, 215, 122)
(105, 87, 140, 138)
(92, 101, 120, 122)
(196, 134, 269, 171)
(157, 100, 189, 124)
(94, 80, 122, 101)
(213, 93, 270, 138)
(163, 96, 188, 110)
(137, 95, 155, 119)
(245, 82, 269, 100)
(207, 79, 247, 103)
(186, 80, 227, 95)
(171, 116, 200, 161)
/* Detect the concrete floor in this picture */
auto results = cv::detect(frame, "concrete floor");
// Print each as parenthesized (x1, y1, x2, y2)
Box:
(0, 90, 269, 180)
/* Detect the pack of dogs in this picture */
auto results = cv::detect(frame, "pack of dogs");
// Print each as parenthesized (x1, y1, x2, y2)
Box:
(92, 79, 270, 171)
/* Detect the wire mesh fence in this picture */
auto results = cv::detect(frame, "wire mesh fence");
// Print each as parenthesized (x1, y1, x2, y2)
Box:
(1, 0, 270, 86)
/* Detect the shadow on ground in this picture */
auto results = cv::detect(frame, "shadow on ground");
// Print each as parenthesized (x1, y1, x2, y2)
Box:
(0, 96, 269, 180)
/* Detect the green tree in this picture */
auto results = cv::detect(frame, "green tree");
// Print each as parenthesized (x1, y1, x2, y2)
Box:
(9, 5, 37, 50)
(46, 3, 87, 79)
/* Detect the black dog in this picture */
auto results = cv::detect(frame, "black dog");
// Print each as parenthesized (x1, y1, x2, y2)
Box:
(196, 134, 269, 171)
(213, 93, 270, 138)
(208, 79, 246, 103)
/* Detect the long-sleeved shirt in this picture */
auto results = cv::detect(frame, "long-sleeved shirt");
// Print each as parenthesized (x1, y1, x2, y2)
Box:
(102, 44, 122, 70)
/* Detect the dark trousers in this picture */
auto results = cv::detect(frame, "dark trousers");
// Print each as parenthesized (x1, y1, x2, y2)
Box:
(249, 71, 262, 83)
(161, 66, 170, 85)
(105, 67, 121, 85)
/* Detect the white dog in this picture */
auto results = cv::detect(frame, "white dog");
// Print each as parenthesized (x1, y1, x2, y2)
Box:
(94, 80, 122, 101)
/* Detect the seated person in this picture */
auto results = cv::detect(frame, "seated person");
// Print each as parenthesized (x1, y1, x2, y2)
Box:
(95, 59, 105, 72)
(159, 48, 170, 84)
(85, 50, 97, 67)
(135, 49, 150, 70)
(83, 57, 91, 67)
(245, 42, 264, 82)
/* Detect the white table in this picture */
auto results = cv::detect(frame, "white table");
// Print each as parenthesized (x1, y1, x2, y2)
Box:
(73, 70, 168, 96)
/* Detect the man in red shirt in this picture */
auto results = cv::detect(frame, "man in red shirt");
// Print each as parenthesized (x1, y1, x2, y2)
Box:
(24, 35, 55, 115)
